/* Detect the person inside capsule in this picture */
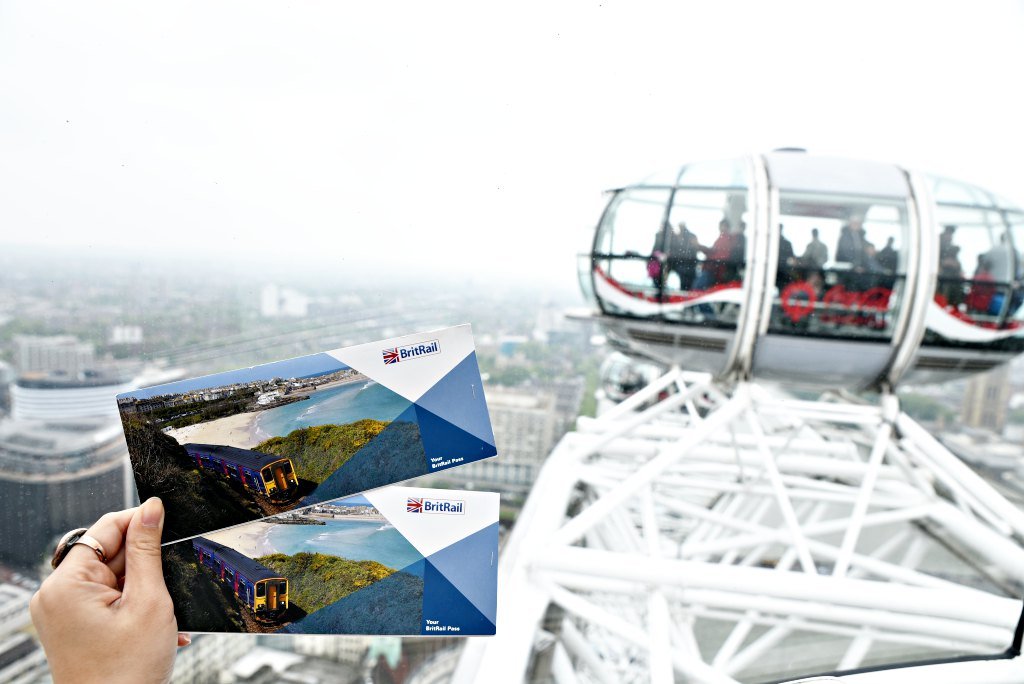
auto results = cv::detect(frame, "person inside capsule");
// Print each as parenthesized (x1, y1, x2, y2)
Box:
(801, 227, 829, 270)
(938, 224, 965, 308)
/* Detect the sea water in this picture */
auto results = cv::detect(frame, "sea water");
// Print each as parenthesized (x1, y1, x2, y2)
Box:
(254, 382, 409, 441)
(266, 519, 421, 571)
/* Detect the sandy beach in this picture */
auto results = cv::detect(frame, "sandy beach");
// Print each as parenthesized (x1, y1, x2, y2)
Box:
(165, 411, 262, 449)
(163, 374, 369, 449)
(205, 522, 276, 558)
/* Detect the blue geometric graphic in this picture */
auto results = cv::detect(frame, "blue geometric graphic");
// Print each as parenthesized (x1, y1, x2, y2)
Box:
(414, 351, 496, 447)
(423, 522, 499, 625)
(421, 556, 496, 635)
(414, 403, 497, 464)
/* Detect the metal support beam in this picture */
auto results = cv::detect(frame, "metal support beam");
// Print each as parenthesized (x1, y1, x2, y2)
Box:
(455, 376, 1024, 684)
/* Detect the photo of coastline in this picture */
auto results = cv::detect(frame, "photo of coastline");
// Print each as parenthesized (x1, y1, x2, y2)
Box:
(118, 326, 498, 542)
(162, 488, 500, 636)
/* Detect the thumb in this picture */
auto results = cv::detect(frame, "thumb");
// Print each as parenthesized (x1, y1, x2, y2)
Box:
(121, 497, 170, 610)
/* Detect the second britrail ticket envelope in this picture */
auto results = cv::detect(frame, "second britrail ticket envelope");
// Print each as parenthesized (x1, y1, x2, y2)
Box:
(162, 486, 498, 635)
(117, 325, 496, 542)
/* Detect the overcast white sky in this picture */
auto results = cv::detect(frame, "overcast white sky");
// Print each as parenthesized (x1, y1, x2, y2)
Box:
(2, 1, 1023, 291)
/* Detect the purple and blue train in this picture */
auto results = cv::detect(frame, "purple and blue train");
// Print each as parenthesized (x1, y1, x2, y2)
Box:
(183, 443, 298, 501)
(192, 537, 289, 620)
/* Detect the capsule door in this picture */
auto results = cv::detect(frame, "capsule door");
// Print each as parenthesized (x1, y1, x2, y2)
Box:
(752, 154, 913, 389)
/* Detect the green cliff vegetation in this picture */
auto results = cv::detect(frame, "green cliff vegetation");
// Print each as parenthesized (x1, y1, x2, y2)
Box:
(255, 419, 388, 484)
(256, 552, 396, 614)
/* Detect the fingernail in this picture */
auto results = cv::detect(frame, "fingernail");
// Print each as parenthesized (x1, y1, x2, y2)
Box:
(179, 633, 192, 646)
(141, 497, 163, 528)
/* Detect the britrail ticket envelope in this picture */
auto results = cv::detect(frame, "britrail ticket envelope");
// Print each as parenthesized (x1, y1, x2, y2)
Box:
(162, 486, 498, 635)
(117, 325, 496, 542)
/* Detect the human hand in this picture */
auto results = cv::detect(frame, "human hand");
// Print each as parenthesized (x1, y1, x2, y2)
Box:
(30, 497, 189, 684)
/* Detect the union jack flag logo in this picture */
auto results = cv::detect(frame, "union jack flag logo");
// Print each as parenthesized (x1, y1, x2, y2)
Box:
(407, 498, 423, 513)
(382, 348, 400, 364)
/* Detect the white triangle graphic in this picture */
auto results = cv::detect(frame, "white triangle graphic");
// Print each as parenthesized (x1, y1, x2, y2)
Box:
(364, 486, 498, 559)
(326, 324, 476, 403)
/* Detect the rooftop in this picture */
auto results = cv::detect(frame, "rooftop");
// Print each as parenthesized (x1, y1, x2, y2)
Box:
(0, 418, 122, 455)
(16, 369, 131, 390)
(0, 418, 126, 480)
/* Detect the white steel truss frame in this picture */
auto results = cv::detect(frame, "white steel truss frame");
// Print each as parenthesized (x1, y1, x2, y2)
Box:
(454, 368, 1024, 683)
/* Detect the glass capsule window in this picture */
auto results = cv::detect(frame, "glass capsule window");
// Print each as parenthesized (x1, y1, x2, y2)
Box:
(927, 175, 1024, 343)
(662, 186, 749, 324)
(935, 212, 1012, 324)
(588, 158, 751, 327)
(591, 187, 672, 317)
(768, 193, 909, 340)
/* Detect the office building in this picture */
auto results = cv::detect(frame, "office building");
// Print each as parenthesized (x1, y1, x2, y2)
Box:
(0, 419, 129, 568)
(260, 284, 309, 318)
(440, 387, 558, 491)
(171, 634, 259, 684)
(289, 635, 372, 665)
(0, 633, 49, 684)
(11, 371, 132, 422)
(962, 368, 1012, 433)
(13, 335, 94, 375)
(0, 583, 32, 638)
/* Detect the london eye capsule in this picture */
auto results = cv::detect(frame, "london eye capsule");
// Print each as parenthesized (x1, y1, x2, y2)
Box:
(578, 150, 1024, 389)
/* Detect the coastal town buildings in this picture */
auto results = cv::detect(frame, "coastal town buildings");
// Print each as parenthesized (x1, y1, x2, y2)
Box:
(313, 504, 380, 518)
(117, 369, 361, 417)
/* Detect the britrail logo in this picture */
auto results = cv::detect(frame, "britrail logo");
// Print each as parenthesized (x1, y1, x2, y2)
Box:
(406, 497, 464, 515)
(382, 339, 440, 365)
